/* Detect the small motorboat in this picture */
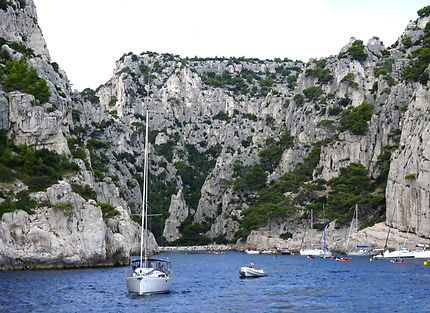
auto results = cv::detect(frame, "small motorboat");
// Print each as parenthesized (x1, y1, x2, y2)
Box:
(239, 267, 267, 278)
(307, 255, 315, 260)
(244, 250, 260, 255)
(390, 259, 405, 263)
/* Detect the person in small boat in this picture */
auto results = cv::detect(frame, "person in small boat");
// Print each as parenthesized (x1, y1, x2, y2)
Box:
(249, 260, 254, 268)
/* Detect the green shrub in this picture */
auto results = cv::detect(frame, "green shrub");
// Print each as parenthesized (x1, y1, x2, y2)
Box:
(402, 21, 430, 83)
(0, 131, 78, 192)
(293, 94, 304, 106)
(418, 5, 430, 17)
(86, 139, 108, 150)
(339, 101, 373, 135)
(346, 40, 368, 61)
(405, 173, 416, 180)
(328, 105, 342, 116)
(81, 88, 99, 104)
(400, 105, 408, 112)
(280, 232, 293, 240)
(97, 202, 120, 220)
(155, 140, 175, 163)
(0, 57, 50, 103)
(0, 163, 15, 182)
(0, 190, 36, 218)
(71, 184, 97, 201)
(233, 164, 267, 192)
(305, 68, 333, 84)
(402, 36, 413, 48)
(326, 163, 385, 225)
(303, 86, 323, 100)
(213, 110, 229, 121)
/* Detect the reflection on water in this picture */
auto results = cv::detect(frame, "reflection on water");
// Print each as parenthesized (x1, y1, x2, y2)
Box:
(1, 252, 430, 312)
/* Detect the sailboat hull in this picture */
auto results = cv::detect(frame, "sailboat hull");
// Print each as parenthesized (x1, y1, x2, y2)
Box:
(373, 249, 415, 259)
(414, 250, 430, 259)
(346, 250, 377, 257)
(300, 248, 332, 258)
(126, 276, 171, 295)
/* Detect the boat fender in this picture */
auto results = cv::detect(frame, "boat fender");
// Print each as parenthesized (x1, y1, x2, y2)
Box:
(424, 261, 428, 266)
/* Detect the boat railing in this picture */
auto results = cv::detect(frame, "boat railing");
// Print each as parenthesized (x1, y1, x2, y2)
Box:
(126, 258, 172, 278)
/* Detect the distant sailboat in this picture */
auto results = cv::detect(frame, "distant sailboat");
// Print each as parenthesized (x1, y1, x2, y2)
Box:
(319, 203, 332, 258)
(373, 200, 414, 260)
(413, 196, 430, 259)
(300, 208, 324, 256)
(345, 204, 377, 257)
(300, 205, 332, 258)
(125, 85, 172, 295)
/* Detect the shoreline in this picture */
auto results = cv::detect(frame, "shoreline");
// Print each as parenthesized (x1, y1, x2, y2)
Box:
(159, 244, 232, 251)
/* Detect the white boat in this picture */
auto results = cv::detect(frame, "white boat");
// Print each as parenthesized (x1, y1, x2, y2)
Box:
(125, 85, 171, 295)
(260, 250, 273, 254)
(346, 248, 377, 257)
(244, 250, 260, 255)
(345, 205, 377, 257)
(300, 246, 326, 256)
(239, 266, 267, 278)
(373, 247, 415, 260)
(300, 205, 332, 258)
(373, 200, 415, 260)
(126, 258, 172, 294)
(319, 203, 332, 258)
(412, 200, 430, 259)
(414, 249, 430, 259)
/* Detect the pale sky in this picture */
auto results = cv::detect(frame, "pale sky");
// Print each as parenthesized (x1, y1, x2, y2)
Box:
(34, 0, 429, 91)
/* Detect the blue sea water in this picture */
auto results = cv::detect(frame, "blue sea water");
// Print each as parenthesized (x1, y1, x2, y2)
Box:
(0, 251, 429, 312)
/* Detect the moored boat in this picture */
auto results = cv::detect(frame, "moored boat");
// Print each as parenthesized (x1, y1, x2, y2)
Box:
(414, 249, 430, 259)
(125, 83, 172, 295)
(126, 258, 172, 294)
(244, 250, 260, 255)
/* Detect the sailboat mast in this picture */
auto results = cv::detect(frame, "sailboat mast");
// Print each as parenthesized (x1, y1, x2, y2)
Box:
(396, 199, 399, 248)
(415, 194, 418, 247)
(355, 204, 358, 247)
(139, 83, 150, 268)
(323, 203, 326, 250)
(310, 208, 313, 230)
(143, 86, 150, 268)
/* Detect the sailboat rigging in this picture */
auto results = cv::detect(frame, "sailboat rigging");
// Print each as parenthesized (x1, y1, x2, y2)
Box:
(300, 204, 332, 258)
(345, 204, 376, 256)
(125, 84, 172, 295)
(374, 199, 414, 260)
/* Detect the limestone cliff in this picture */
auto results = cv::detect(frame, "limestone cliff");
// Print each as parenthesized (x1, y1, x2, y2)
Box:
(0, 0, 151, 269)
(1, 0, 430, 267)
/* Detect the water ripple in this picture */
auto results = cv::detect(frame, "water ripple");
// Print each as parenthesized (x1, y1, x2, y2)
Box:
(1, 253, 430, 312)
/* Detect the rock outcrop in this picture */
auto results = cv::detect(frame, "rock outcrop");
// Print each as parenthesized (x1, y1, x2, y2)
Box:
(2, 0, 430, 269)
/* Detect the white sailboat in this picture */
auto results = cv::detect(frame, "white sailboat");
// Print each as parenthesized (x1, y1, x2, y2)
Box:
(345, 204, 377, 257)
(125, 88, 172, 295)
(300, 209, 322, 256)
(319, 203, 332, 258)
(373, 200, 414, 260)
(300, 205, 332, 258)
(413, 197, 430, 258)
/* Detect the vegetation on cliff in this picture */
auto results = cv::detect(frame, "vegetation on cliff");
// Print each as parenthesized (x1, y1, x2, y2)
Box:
(0, 130, 78, 217)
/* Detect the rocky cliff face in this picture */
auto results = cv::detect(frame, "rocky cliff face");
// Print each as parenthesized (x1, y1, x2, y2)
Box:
(0, 0, 152, 269)
(1, 0, 430, 268)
